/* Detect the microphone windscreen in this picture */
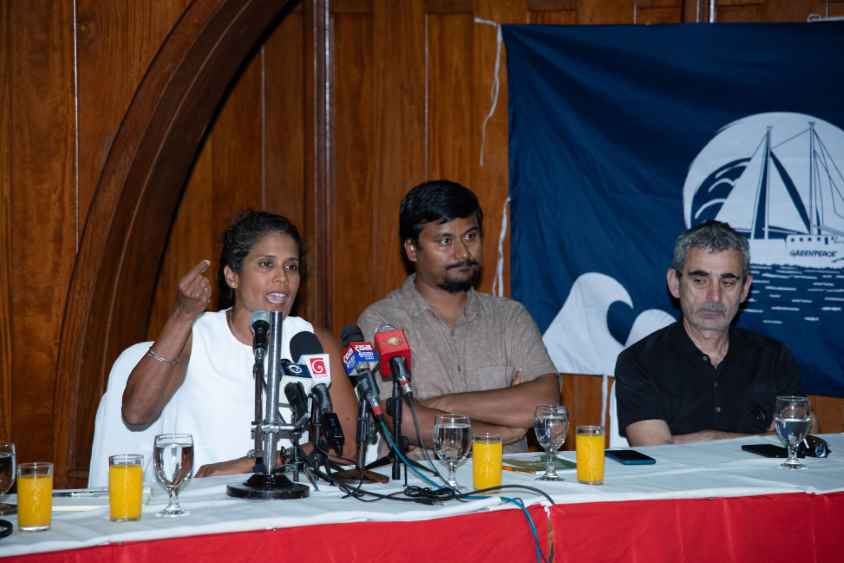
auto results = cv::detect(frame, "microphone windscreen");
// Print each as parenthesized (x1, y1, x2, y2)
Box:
(284, 381, 309, 421)
(250, 310, 270, 329)
(340, 324, 365, 347)
(290, 331, 323, 363)
(249, 310, 270, 334)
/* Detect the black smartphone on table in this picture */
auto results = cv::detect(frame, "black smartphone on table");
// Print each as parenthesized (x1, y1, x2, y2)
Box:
(605, 449, 656, 465)
(741, 443, 789, 458)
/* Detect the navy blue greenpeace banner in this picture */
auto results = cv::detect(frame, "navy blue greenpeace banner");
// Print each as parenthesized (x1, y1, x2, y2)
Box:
(503, 23, 844, 397)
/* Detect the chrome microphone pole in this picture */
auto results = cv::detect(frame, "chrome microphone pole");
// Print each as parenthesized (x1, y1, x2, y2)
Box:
(227, 311, 309, 499)
(262, 311, 285, 474)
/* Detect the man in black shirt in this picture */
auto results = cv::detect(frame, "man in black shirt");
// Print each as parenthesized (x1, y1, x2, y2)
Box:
(615, 221, 801, 446)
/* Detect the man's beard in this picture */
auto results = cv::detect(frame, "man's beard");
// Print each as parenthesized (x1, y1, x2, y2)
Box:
(438, 261, 481, 293)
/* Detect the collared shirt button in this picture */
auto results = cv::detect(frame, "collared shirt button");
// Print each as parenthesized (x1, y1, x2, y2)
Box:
(702, 355, 710, 363)
(714, 406, 722, 414)
(714, 380, 719, 388)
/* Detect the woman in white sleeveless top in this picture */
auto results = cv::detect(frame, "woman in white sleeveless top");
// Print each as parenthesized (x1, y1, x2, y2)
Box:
(122, 211, 358, 476)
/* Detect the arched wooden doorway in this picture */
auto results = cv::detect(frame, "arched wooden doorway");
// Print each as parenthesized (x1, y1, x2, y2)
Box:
(51, 0, 317, 488)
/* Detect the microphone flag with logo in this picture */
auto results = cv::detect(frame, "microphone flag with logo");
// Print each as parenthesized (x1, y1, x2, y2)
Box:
(373, 324, 413, 397)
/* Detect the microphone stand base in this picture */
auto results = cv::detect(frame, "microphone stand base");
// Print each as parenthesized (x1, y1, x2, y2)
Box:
(227, 472, 309, 499)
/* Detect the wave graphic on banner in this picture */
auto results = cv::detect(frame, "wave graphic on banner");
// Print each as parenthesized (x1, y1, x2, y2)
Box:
(542, 273, 674, 377)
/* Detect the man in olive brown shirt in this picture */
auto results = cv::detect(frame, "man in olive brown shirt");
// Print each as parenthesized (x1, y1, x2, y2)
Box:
(358, 180, 560, 451)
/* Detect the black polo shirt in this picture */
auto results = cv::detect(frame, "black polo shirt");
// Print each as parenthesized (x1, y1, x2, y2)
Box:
(615, 321, 800, 437)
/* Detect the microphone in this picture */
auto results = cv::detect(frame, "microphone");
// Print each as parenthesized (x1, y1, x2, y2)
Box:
(373, 324, 413, 397)
(354, 371, 384, 419)
(290, 331, 333, 410)
(284, 380, 310, 425)
(340, 325, 383, 418)
(341, 326, 379, 378)
(288, 331, 344, 455)
(250, 310, 270, 360)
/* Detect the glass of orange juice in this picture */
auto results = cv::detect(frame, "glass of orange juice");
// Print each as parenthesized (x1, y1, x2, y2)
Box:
(17, 462, 53, 531)
(109, 454, 144, 521)
(575, 426, 605, 485)
(472, 433, 503, 490)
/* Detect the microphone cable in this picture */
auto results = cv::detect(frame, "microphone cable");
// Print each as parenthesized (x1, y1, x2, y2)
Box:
(378, 417, 554, 563)
(325, 417, 554, 562)
(403, 398, 453, 488)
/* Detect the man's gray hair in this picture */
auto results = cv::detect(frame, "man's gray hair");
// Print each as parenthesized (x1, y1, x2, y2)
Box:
(671, 220, 751, 276)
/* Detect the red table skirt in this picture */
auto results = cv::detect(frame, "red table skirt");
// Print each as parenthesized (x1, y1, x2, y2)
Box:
(6, 492, 843, 562)
(551, 492, 844, 563)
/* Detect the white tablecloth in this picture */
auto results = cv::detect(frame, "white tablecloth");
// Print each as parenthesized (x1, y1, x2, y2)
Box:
(1, 433, 842, 559)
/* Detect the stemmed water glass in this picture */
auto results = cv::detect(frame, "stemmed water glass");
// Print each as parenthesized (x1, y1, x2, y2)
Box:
(0, 442, 15, 515)
(774, 395, 812, 471)
(433, 414, 472, 490)
(534, 405, 568, 481)
(153, 433, 194, 517)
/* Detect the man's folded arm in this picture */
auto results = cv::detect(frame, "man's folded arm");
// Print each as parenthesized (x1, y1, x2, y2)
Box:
(626, 419, 754, 447)
(420, 373, 560, 429)
(395, 399, 527, 448)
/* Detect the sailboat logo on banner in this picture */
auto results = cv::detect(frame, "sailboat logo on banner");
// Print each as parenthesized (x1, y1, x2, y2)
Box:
(683, 112, 844, 268)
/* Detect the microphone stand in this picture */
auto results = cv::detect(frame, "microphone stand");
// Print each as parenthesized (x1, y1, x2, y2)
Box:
(390, 377, 404, 481)
(227, 311, 309, 499)
(333, 377, 389, 484)
(251, 359, 267, 474)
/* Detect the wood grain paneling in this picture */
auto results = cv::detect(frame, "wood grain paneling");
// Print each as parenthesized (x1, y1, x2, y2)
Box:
(426, 0, 474, 13)
(11, 0, 75, 464)
(302, 0, 334, 329)
(0, 0, 12, 442)
(528, 0, 577, 10)
(332, 10, 376, 329)
(76, 2, 191, 228)
(637, 4, 683, 23)
(560, 374, 612, 449)
(578, 0, 634, 23)
(428, 14, 474, 185)
(528, 6, 577, 23)
(366, 0, 426, 305)
(716, 6, 765, 21)
(763, 0, 830, 21)
(333, 0, 372, 14)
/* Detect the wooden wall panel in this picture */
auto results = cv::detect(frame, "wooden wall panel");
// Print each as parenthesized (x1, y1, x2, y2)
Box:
(636, 1, 684, 23)
(76, 1, 190, 228)
(578, 0, 634, 23)
(528, 5, 577, 23)
(369, 0, 427, 300)
(10, 0, 75, 464)
(428, 14, 475, 186)
(763, 0, 831, 21)
(332, 9, 377, 330)
(0, 0, 12, 442)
